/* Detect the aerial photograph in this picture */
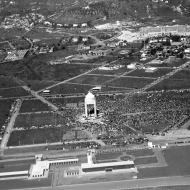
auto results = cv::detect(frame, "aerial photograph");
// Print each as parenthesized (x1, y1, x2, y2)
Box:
(1, 0, 190, 189)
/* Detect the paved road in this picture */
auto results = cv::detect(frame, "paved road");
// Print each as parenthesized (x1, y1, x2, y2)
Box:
(14, 176, 190, 190)
(0, 99, 22, 149)
(22, 85, 58, 111)
(38, 59, 118, 93)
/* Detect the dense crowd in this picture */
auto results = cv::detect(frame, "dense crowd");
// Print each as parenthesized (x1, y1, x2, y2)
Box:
(10, 90, 190, 146)
(73, 90, 190, 137)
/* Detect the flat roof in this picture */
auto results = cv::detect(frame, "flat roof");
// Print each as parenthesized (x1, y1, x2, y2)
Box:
(81, 160, 134, 169)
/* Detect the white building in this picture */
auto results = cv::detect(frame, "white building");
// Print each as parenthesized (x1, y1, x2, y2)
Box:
(145, 67, 158, 73)
(85, 92, 97, 118)
(81, 151, 137, 174)
(29, 154, 79, 178)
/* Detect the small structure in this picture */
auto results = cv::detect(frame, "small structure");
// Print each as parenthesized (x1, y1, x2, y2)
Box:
(145, 67, 158, 73)
(85, 92, 97, 118)
(148, 141, 168, 149)
(29, 154, 79, 179)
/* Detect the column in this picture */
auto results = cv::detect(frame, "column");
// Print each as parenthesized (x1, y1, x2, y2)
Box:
(94, 102, 97, 117)
(85, 103, 88, 117)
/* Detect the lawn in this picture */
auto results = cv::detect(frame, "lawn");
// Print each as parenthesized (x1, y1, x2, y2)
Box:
(49, 83, 96, 95)
(107, 77, 154, 89)
(134, 156, 158, 165)
(125, 185, 190, 190)
(49, 82, 130, 95)
(48, 97, 84, 107)
(0, 87, 30, 98)
(19, 99, 51, 113)
(8, 128, 65, 146)
(89, 67, 132, 76)
(162, 146, 190, 176)
(101, 86, 132, 92)
(126, 149, 154, 157)
(14, 112, 70, 129)
(24, 80, 58, 91)
(138, 146, 190, 179)
(0, 76, 20, 89)
(0, 177, 52, 190)
(95, 153, 122, 161)
(125, 68, 173, 78)
(0, 99, 14, 130)
(0, 164, 31, 173)
(139, 123, 169, 133)
(0, 52, 95, 82)
(148, 58, 187, 68)
(120, 155, 132, 161)
(3, 146, 47, 155)
(68, 75, 116, 85)
(170, 69, 190, 80)
(147, 79, 190, 91)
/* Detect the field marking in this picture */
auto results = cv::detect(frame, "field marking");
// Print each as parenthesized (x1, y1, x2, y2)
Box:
(121, 75, 157, 80)
(0, 86, 23, 90)
(122, 108, 190, 116)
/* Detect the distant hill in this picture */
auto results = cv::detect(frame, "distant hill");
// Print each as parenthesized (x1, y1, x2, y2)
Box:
(1, 0, 190, 24)
(49, 0, 190, 24)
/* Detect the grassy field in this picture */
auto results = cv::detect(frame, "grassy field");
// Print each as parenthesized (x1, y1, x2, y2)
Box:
(49, 83, 96, 95)
(3, 146, 47, 155)
(125, 68, 173, 78)
(89, 67, 132, 76)
(8, 128, 65, 146)
(138, 146, 190, 179)
(148, 59, 187, 68)
(107, 77, 155, 89)
(0, 99, 14, 130)
(126, 185, 190, 190)
(0, 87, 30, 98)
(0, 52, 95, 82)
(14, 112, 69, 129)
(139, 123, 169, 133)
(24, 80, 58, 91)
(49, 82, 129, 95)
(48, 97, 84, 107)
(0, 76, 20, 89)
(170, 69, 190, 80)
(147, 79, 190, 91)
(120, 155, 132, 161)
(95, 153, 122, 161)
(68, 75, 116, 85)
(101, 86, 132, 92)
(126, 149, 154, 157)
(0, 164, 31, 173)
(134, 156, 158, 165)
(19, 99, 51, 113)
(162, 146, 190, 176)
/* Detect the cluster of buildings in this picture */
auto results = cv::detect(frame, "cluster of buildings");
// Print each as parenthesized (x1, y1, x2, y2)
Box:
(4, 49, 28, 61)
(0, 13, 45, 31)
(98, 65, 124, 70)
(141, 35, 190, 59)
(0, 150, 137, 180)
(43, 21, 88, 28)
(140, 25, 190, 37)
(78, 49, 111, 57)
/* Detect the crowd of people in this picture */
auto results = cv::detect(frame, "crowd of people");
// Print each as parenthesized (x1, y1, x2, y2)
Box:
(10, 89, 190, 147)
(70, 89, 190, 138)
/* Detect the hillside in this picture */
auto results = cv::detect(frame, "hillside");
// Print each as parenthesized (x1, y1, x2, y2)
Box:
(1, 0, 190, 24)
(48, 0, 190, 25)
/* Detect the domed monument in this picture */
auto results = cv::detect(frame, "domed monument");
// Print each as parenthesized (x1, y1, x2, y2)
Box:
(85, 91, 97, 118)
